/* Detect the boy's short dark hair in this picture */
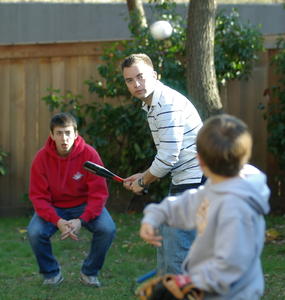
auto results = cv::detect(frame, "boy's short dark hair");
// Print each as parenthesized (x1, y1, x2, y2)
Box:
(50, 112, 78, 133)
(121, 53, 154, 71)
(197, 114, 252, 177)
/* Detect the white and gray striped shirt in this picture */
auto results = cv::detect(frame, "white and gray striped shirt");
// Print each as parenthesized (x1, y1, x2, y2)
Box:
(143, 81, 203, 185)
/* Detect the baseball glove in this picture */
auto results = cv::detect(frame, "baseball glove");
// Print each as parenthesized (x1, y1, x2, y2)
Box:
(135, 274, 204, 300)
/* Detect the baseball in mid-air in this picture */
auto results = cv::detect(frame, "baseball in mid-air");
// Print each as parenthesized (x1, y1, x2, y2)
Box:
(150, 20, 173, 40)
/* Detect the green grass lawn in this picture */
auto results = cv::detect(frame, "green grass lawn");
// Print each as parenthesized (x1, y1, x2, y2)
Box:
(0, 212, 284, 300)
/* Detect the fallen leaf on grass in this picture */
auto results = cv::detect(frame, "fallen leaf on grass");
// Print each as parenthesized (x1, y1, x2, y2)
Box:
(266, 228, 282, 241)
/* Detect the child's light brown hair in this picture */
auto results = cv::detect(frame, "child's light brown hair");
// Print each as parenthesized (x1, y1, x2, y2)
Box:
(197, 114, 252, 177)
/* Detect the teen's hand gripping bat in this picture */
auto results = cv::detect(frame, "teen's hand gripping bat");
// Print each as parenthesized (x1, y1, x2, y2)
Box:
(83, 161, 148, 194)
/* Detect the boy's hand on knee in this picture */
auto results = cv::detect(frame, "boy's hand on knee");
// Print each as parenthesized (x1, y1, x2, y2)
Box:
(140, 223, 162, 247)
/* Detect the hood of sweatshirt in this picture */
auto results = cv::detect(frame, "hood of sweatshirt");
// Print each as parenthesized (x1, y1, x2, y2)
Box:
(206, 164, 270, 215)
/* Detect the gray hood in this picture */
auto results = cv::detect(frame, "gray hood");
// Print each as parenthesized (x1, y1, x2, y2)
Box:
(206, 164, 270, 215)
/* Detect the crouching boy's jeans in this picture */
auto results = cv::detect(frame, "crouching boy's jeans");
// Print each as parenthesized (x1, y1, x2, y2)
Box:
(27, 205, 116, 279)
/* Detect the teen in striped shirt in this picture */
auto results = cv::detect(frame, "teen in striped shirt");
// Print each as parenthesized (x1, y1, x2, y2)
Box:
(122, 53, 205, 275)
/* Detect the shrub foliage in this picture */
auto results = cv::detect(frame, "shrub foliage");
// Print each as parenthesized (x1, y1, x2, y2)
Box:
(265, 39, 285, 169)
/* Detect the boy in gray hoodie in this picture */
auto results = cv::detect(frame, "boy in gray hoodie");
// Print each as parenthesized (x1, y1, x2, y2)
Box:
(137, 114, 270, 300)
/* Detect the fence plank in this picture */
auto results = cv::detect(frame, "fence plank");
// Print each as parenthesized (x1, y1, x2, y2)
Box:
(25, 59, 40, 187)
(0, 42, 107, 60)
(0, 60, 11, 214)
(39, 58, 53, 148)
(9, 60, 26, 207)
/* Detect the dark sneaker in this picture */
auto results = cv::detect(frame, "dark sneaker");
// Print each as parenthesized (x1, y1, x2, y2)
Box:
(80, 272, 101, 287)
(43, 272, 64, 286)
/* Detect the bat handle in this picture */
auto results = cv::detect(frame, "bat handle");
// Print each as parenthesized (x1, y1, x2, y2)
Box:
(113, 175, 124, 183)
(119, 177, 148, 194)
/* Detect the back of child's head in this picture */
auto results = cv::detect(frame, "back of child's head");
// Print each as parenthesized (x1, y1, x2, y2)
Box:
(197, 114, 252, 177)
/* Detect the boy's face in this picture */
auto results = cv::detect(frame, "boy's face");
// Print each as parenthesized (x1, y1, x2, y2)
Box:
(50, 125, 78, 157)
(123, 62, 157, 100)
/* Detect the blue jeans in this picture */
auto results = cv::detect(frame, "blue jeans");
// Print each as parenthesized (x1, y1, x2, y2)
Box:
(157, 178, 206, 275)
(27, 205, 116, 279)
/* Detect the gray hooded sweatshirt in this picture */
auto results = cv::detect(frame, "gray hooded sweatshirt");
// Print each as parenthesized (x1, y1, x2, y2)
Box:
(142, 164, 270, 300)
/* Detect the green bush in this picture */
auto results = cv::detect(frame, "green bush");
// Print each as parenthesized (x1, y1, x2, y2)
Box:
(43, 3, 263, 203)
(264, 39, 285, 169)
(215, 9, 264, 85)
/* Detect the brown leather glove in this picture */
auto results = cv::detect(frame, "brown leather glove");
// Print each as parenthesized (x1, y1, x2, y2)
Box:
(135, 274, 204, 300)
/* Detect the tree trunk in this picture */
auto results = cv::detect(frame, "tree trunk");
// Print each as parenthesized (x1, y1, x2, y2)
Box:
(186, 0, 223, 120)
(126, 0, 147, 35)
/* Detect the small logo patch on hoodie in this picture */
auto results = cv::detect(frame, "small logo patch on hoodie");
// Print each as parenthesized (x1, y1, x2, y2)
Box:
(196, 197, 210, 235)
(73, 172, 84, 180)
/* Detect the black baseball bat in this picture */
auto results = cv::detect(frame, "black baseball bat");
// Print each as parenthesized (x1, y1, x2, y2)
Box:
(83, 161, 148, 194)
(83, 161, 124, 183)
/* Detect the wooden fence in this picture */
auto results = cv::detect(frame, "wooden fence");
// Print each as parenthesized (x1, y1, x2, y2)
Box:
(0, 37, 283, 216)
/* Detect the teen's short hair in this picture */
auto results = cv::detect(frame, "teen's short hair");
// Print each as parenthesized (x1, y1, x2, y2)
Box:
(50, 112, 78, 133)
(197, 114, 252, 177)
(121, 53, 154, 71)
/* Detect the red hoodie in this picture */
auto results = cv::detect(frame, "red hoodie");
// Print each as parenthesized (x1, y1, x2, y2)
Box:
(29, 135, 109, 225)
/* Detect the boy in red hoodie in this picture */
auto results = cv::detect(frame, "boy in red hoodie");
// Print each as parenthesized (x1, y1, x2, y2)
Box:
(27, 112, 115, 286)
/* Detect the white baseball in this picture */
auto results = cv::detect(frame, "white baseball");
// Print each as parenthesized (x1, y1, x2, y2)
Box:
(150, 20, 173, 40)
